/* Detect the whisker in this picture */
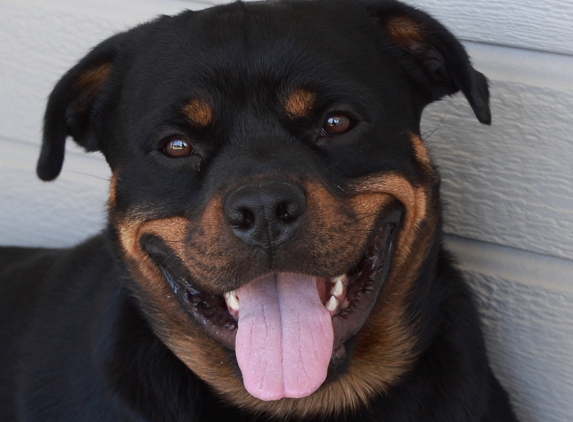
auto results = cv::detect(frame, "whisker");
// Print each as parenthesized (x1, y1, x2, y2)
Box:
(422, 98, 453, 142)
(64, 171, 111, 182)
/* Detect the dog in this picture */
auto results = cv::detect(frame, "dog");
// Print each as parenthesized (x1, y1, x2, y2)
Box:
(0, 0, 519, 420)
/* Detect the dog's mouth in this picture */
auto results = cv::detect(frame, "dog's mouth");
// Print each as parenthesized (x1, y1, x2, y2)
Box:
(143, 209, 400, 401)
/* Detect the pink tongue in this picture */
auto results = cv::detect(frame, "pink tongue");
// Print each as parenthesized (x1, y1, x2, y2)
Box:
(235, 273, 333, 401)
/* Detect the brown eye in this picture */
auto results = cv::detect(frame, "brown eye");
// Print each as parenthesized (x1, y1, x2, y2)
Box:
(321, 113, 353, 136)
(162, 137, 195, 158)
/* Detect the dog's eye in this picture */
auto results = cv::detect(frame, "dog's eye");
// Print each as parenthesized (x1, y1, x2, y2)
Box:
(320, 113, 354, 136)
(162, 137, 196, 158)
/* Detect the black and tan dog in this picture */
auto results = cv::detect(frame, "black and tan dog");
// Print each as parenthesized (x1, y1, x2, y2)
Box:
(0, 0, 519, 420)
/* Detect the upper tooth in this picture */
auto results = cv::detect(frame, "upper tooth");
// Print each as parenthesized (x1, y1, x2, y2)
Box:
(331, 278, 345, 298)
(332, 274, 348, 285)
(224, 291, 239, 311)
(330, 274, 347, 299)
(326, 296, 339, 313)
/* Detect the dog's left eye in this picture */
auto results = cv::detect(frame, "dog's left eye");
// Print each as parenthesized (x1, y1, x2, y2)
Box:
(162, 137, 197, 158)
(320, 113, 354, 137)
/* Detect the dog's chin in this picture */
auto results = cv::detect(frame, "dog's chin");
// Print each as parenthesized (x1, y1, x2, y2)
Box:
(142, 209, 400, 398)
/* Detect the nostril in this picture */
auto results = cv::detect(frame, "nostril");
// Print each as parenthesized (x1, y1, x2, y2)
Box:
(276, 202, 297, 224)
(228, 207, 256, 229)
(238, 208, 255, 229)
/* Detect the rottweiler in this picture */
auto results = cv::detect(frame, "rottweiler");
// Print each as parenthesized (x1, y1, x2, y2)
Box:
(0, 0, 519, 420)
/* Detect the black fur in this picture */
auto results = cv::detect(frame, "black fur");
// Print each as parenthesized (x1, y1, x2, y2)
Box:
(1, 1, 517, 420)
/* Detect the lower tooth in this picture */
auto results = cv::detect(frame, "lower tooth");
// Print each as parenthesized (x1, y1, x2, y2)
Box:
(326, 296, 339, 314)
(224, 291, 240, 312)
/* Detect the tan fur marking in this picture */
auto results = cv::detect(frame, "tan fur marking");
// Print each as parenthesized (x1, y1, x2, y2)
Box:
(107, 173, 118, 210)
(183, 98, 213, 127)
(111, 170, 437, 419)
(384, 16, 425, 51)
(353, 173, 429, 270)
(74, 63, 112, 111)
(116, 215, 236, 380)
(409, 133, 433, 175)
(285, 88, 316, 118)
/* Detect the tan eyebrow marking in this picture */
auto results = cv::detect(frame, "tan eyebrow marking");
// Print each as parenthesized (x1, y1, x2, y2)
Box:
(285, 88, 316, 118)
(183, 98, 214, 127)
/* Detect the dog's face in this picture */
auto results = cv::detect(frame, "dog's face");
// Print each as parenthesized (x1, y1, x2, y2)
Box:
(38, 0, 489, 418)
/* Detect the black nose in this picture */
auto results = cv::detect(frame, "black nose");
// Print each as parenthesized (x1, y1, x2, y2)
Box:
(224, 181, 306, 250)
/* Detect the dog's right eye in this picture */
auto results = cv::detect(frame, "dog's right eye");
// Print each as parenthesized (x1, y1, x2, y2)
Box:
(161, 137, 197, 158)
(320, 112, 355, 137)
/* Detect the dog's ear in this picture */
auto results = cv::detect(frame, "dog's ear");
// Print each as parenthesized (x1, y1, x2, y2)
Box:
(37, 34, 119, 181)
(366, 1, 491, 125)
(36, 17, 162, 182)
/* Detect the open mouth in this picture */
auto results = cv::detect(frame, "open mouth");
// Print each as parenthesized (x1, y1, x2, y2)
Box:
(142, 208, 401, 400)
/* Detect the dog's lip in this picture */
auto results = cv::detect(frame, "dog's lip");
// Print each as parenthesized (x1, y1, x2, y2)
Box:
(331, 215, 398, 352)
(158, 265, 239, 349)
(148, 207, 401, 358)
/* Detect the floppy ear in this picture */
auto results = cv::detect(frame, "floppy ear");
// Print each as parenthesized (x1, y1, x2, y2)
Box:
(38, 15, 178, 181)
(37, 33, 122, 181)
(366, 0, 491, 125)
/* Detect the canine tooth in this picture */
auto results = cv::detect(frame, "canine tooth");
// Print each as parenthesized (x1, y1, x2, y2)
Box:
(325, 296, 339, 314)
(331, 278, 344, 298)
(224, 291, 240, 311)
(332, 274, 348, 285)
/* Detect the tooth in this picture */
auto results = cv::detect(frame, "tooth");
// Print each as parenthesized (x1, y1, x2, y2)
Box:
(331, 278, 345, 298)
(224, 291, 240, 312)
(332, 274, 347, 284)
(326, 296, 339, 314)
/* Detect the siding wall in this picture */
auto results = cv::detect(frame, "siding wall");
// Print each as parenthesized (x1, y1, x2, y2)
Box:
(1, 0, 572, 421)
(411, 2, 573, 420)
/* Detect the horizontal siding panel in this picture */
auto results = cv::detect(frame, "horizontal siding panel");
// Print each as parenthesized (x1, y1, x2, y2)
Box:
(0, 138, 110, 247)
(405, 0, 573, 56)
(422, 44, 573, 261)
(0, 0, 203, 21)
(4, 0, 573, 55)
(445, 236, 573, 422)
(464, 269, 573, 422)
(446, 235, 573, 298)
(0, 0, 209, 145)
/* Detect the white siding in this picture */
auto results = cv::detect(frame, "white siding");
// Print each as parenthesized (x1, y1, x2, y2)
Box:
(406, 0, 573, 55)
(410, 1, 573, 421)
(1, 1, 572, 421)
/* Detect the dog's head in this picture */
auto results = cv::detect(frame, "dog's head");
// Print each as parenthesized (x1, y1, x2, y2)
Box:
(38, 0, 489, 418)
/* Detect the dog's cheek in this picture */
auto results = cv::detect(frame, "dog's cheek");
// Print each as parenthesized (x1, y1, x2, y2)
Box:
(343, 167, 439, 390)
(114, 215, 191, 298)
(282, 182, 377, 276)
(262, 181, 395, 278)
(127, 257, 244, 399)
(409, 133, 434, 177)
(182, 195, 242, 290)
(108, 173, 118, 211)
(113, 214, 245, 392)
